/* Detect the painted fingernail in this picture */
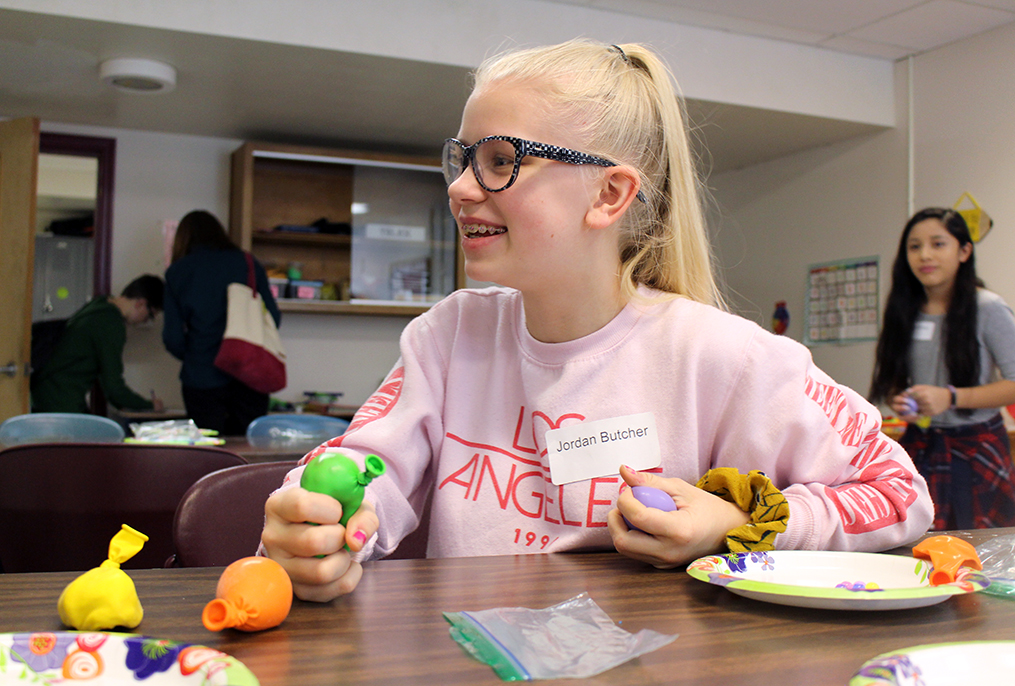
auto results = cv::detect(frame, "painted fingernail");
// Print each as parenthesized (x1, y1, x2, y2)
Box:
(353, 530, 367, 544)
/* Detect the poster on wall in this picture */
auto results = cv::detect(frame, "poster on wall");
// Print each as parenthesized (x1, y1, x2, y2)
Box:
(804, 256, 879, 346)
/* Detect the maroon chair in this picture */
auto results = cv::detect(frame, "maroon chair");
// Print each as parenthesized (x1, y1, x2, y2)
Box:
(0, 442, 246, 573)
(172, 459, 430, 565)
(171, 461, 297, 567)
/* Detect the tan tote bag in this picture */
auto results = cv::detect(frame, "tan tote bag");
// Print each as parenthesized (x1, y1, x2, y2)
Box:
(213, 253, 287, 394)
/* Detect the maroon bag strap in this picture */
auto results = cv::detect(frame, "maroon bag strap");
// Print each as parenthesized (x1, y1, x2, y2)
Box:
(244, 252, 256, 292)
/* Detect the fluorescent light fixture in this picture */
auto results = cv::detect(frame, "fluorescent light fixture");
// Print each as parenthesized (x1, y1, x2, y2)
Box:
(351, 202, 370, 215)
(99, 58, 176, 93)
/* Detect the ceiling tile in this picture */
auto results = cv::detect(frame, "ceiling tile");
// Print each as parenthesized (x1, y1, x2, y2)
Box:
(970, 0, 1015, 10)
(819, 35, 913, 61)
(587, 0, 829, 42)
(621, 0, 925, 35)
(848, 0, 1015, 51)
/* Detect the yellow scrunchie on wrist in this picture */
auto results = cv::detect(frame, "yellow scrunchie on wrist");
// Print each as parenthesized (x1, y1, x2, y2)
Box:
(695, 468, 789, 553)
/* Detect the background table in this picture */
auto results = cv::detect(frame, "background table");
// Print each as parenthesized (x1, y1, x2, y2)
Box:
(3, 533, 1015, 685)
(220, 436, 309, 464)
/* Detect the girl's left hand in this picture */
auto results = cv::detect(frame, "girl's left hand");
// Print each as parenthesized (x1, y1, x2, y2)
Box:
(607, 465, 750, 569)
(905, 384, 952, 417)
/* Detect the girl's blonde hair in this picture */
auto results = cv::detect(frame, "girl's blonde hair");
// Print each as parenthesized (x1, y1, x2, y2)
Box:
(473, 39, 724, 308)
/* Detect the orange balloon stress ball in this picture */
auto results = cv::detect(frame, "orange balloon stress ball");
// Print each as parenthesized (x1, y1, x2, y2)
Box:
(913, 535, 983, 586)
(202, 557, 293, 632)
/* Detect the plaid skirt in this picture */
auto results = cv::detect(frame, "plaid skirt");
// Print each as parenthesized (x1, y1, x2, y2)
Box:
(900, 413, 1015, 530)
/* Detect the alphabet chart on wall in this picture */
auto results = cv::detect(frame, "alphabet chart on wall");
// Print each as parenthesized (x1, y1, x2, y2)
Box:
(804, 257, 879, 346)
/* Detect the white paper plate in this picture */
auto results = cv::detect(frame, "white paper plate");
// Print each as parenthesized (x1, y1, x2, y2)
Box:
(850, 641, 1015, 684)
(0, 631, 258, 684)
(686, 550, 989, 610)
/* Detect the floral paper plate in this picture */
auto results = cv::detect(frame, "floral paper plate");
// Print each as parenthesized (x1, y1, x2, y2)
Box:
(0, 631, 258, 684)
(686, 551, 989, 610)
(851, 641, 1015, 684)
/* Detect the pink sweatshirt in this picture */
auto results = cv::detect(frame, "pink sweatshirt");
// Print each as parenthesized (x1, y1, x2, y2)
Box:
(281, 287, 932, 559)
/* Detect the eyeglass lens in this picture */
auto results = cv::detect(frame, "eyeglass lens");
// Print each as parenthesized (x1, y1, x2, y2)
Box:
(443, 139, 518, 192)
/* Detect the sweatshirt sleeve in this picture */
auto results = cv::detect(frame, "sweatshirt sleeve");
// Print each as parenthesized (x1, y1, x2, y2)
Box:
(710, 329, 933, 552)
(273, 310, 450, 560)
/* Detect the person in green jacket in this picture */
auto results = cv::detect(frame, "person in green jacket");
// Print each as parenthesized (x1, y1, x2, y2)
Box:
(31, 275, 166, 413)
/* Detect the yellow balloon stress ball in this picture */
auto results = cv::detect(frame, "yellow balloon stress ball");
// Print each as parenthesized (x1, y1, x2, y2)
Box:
(58, 524, 148, 631)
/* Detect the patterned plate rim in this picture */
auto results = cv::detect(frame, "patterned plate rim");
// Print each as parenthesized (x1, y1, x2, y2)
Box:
(686, 550, 990, 601)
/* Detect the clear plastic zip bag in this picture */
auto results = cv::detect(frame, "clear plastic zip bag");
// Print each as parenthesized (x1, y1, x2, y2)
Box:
(976, 533, 1015, 598)
(443, 592, 677, 681)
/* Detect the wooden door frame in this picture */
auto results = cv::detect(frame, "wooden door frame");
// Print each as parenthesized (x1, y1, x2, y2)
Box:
(38, 132, 115, 296)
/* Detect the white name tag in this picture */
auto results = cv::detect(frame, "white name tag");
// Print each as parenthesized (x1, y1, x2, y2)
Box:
(546, 412, 661, 486)
(913, 320, 935, 341)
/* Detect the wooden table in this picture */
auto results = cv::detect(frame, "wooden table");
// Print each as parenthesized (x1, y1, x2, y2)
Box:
(3, 529, 1015, 685)
(109, 407, 189, 426)
(220, 436, 310, 464)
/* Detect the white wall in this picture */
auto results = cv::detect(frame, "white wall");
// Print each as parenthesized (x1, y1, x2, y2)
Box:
(711, 19, 1015, 400)
(912, 21, 1015, 306)
(709, 60, 910, 397)
(41, 121, 413, 409)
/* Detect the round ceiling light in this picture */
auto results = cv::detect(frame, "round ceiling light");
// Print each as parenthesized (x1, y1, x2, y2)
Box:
(99, 58, 177, 94)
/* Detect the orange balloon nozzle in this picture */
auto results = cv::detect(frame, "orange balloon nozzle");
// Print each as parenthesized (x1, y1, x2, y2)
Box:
(913, 535, 983, 586)
(202, 597, 250, 632)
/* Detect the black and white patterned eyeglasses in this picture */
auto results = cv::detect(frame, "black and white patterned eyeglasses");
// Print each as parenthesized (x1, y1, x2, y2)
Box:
(442, 136, 646, 202)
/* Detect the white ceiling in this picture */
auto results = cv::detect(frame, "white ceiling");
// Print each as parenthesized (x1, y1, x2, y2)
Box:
(2, 2, 1013, 173)
(547, 0, 1015, 59)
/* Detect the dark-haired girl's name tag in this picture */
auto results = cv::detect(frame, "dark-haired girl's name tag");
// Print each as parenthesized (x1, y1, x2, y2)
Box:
(914, 321, 935, 341)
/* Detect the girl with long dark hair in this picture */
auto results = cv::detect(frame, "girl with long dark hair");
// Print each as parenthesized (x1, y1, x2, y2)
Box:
(871, 207, 1015, 529)
(163, 210, 282, 435)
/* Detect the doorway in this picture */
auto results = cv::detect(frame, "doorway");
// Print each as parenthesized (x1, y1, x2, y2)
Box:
(33, 132, 115, 414)
(38, 132, 114, 298)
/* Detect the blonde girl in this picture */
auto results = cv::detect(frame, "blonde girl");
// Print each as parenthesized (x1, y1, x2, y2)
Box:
(262, 40, 931, 602)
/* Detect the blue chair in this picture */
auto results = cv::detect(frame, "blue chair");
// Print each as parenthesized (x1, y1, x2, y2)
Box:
(0, 413, 125, 447)
(245, 413, 349, 448)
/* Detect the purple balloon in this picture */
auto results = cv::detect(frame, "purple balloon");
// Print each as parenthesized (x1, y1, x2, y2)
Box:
(902, 396, 918, 415)
(623, 485, 677, 533)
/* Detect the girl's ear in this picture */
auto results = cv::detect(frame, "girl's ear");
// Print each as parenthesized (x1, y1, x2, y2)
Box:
(586, 165, 641, 230)
(959, 241, 974, 263)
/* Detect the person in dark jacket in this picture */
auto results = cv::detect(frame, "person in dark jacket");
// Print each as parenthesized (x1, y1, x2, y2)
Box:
(163, 210, 281, 435)
(32, 275, 165, 413)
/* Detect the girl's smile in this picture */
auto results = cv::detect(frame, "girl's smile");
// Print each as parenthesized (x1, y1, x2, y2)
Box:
(460, 220, 507, 239)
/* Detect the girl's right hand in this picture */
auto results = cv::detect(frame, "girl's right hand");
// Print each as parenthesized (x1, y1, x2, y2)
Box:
(890, 392, 919, 420)
(261, 487, 379, 602)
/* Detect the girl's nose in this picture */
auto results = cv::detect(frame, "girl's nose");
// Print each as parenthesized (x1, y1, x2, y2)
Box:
(448, 163, 485, 204)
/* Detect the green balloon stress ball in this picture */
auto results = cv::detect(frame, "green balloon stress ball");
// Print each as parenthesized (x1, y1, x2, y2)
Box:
(300, 452, 386, 526)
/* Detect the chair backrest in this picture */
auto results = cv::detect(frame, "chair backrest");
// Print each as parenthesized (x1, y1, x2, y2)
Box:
(0, 412, 125, 447)
(245, 413, 349, 448)
(0, 443, 246, 572)
(172, 461, 298, 567)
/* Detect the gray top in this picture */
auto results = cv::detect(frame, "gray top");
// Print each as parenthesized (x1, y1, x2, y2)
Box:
(909, 289, 1015, 427)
